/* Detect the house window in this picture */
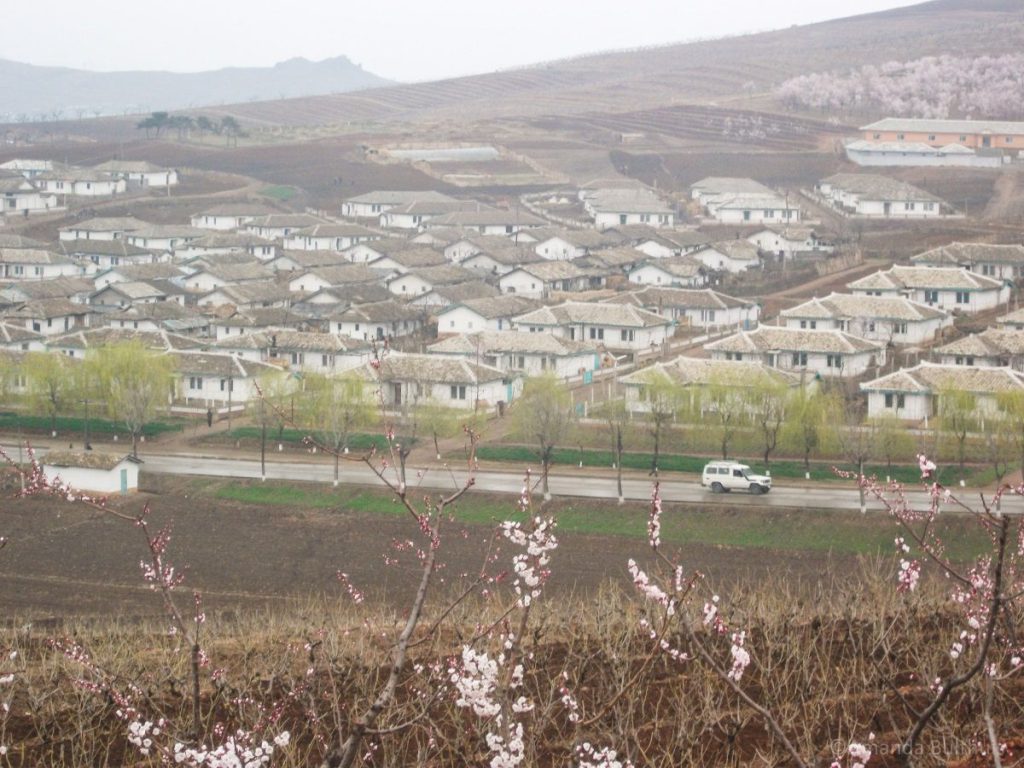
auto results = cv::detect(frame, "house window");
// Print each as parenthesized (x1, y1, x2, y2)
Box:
(873, 133, 881, 139)
(589, 328, 604, 340)
(219, 379, 233, 392)
(924, 290, 939, 304)
(189, 377, 203, 390)
(897, 133, 905, 140)
(981, 265, 995, 276)
(764, 210, 774, 218)
(450, 385, 467, 400)
(904, 202, 915, 211)
(960, 135, 967, 142)
(827, 354, 843, 369)
(924, 202, 935, 211)
(725, 352, 742, 361)
(620, 329, 635, 342)
(792, 352, 808, 366)
(884, 393, 905, 409)
(928, 134, 936, 141)
(895, 322, 907, 334)
(322, 354, 329, 367)
(955, 291, 969, 304)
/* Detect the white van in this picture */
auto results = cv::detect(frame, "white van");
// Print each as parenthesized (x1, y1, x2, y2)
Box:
(701, 461, 772, 495)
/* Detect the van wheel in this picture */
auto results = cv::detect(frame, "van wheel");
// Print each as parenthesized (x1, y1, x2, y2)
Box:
(749, 484, 764, 495)
(711, 482, 724, 494)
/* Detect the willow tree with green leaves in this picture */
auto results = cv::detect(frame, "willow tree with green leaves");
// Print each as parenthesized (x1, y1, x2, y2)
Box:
(996, 389, 1024, 480)
(638, 369, 684, 476)
(938, 385, 977, 474)
(703, 372, 748, 460)
(783, 387, 827, 476)
(305, 372, 375, 485)
(510, 374, 574, 500)
(92, 342, 176, 457)
(24, 351, 76, 435)
(871, 412, 915, 476)
(599, 397, 631, 504)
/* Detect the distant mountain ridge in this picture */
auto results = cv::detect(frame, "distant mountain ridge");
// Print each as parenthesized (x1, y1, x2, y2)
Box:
(0, 56, 393, 120)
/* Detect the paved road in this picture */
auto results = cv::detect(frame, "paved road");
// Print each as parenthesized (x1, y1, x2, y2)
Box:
(8, 443, 1019, 514)
(133, 451, 1023, 514)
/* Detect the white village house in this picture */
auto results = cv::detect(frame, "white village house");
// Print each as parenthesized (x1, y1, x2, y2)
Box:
(779, 293, 951, 345)
(861, 362, 1024, 423)
(816, 174, 945, 218)
(513, 301, 673, 353)
(848, 266, 1010, 314)
(910, 242, 1024, 281)
(705, 326, 885, 379)
(605, 287, 759, 330)
(436, 296, 541, 335)
(427, 331, 600, 378)
(369, 353, 521, 410)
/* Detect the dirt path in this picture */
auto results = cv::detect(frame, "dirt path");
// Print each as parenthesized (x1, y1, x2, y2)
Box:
(983, 167, 1024, 222)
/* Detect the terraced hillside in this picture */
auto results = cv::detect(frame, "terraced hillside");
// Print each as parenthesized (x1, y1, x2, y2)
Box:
(211, 0, 1024, 128)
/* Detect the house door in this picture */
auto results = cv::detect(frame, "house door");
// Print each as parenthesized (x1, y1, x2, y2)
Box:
(983, 136, 991, 148)
(883, 202, 891, 216)
(120, 468, 128, 496)
(393, 383, 402, 406)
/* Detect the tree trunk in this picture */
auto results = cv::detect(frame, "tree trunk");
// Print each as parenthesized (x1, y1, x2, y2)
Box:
(650, 424, 660, 476)
(132, 429, 139, 459)
(334, 451, 340, 487)
(433, 431, 441, 461)
(858, 458, 866, 514)
(541, 445, 552, 500)
(260, 420, 267, 481)
(616, 427, 624, 504)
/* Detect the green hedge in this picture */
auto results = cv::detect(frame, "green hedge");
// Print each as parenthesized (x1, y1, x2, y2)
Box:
(0, 413, 182, 437)
(473, 445, 980, 485)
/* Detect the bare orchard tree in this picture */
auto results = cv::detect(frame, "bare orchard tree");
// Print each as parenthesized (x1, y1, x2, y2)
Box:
(827, 391, 877, 514)
(510, 374, 575, 500)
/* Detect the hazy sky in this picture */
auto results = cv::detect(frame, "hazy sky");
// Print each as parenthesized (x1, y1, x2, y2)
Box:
(3, 0, 920, 82)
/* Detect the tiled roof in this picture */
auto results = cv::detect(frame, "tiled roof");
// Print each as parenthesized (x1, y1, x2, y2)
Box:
(607, 287, 754, 311)
(0, 248, 75, 265)
(377, 353, 506, 384)
(911, 242, 1024, 266)
(698, 240, 761, 261)
(514, 300, 670, 328)
(171, 351, 281, 377)
(426, 209, 546, 227)
(428, 331, 598, 356)
(0, 321, 42, 344)
(690, 177, 775, 196)
(344, 190, 457, 205)
(291, 223, 380, 239)
(821, 173, 942, 203)
(304, 264, 388, 285)
(100, 264, 185, 281)
(7, 298, 91, 319)
(247, 214, 326, 228)
(391, 264, 476, 286)
(59, 239, 155, 257)
(935, 328, 1024, 357)
(631, 255, 704, 278)
(861, 362, 1024, 394)
(193, 203, 277, 217)
(206, 283, 293, 304)
(331, 299, 424, 323)
(271, 250, 350, 269)
(420, 281, 501, 303)
(47, 327, 202, 351)
(620, 356, 803, 387)
(442, 295, 541, 320)
(860, 118, 1024, 135)
(0, 277, 93, 300)
(199, 262, 274, 282)
(781, 292, 947, 322)
(61, 216, 150, 232)
(217, 308, 305, 328)
(705, 326, 883, 354)
(369, 247, 448, 269)
(212, 329, 368, 353)
(43, 451, 137, 470)
(848, 266, 1004, 291)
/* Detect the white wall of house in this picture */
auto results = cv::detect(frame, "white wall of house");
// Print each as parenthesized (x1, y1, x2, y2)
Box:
(670, 304, 760, 330)
(332, 318, 422, 341)
(383, 378, 514, 410)
(341, 201, 389, 218)
(594, 211, 674, 229)
(627, 265, 703, 288)
(0, 261, 82, 280)
(287, 273, 335, 293)
(186, 273, 227, 293)
(692, 249, 760, 273)
(712, 207, 799, 225)
(43, 461, 139, 493)
(265, 349, 370, 374)
(866, 390, 930, 421)
(176, 373, 258, 405)
(437, 307, 513, 334)
(853, 198, 941, 218)
(498, 271, 547, 298)
(523, 322, 669, 351)
(534, 238, 585, 261)
(387, 274, 434, 296)
(191, 214, 256, 230)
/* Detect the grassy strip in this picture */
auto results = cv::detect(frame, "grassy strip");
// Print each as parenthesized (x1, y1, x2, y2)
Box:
(0, 412, 182, 437)
(223, 428, 390, 450)
(211, 481, 990, 560)
(473, 445, 986, 486)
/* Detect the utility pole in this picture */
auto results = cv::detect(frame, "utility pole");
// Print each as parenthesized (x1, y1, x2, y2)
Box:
(82, 398, 93, 450)
(226, 358, 234, 432)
